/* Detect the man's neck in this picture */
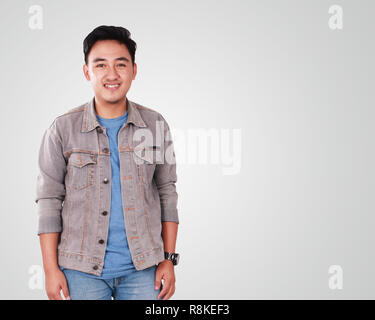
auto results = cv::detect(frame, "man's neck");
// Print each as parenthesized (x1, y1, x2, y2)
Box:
(94, 96, 128, 119)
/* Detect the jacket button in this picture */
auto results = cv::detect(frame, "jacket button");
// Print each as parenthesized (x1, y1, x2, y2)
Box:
(102, 211, 108, 216)
(102, 147, 109, 153)
(98, 239, 105, 244)
(93, 265, 98, 270)
(97, 127, 103, 134)
(103, 178, 109, 184)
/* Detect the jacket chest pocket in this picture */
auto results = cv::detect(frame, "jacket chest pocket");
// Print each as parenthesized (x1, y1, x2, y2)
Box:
(133, 145, 162, 164)
(67, 152, 97, 190)
(133, 145, 162, 184)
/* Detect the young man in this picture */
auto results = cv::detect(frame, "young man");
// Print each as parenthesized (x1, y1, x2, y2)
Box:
(35, 26, 180, 300)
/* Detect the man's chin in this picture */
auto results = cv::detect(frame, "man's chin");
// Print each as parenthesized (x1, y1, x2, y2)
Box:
(100, 93, 126, 104)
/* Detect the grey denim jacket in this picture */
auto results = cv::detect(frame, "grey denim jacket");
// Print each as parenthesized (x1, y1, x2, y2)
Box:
(35, 97, 179, 275)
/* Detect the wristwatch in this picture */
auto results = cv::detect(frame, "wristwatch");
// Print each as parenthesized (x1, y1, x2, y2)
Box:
(164, 252, 180, 266)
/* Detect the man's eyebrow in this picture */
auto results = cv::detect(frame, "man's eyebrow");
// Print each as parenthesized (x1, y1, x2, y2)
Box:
(92, 57, 130, 63)
(116, 57, 130, 62)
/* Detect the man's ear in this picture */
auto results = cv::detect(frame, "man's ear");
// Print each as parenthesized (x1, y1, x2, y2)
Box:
(83, 64, 90, 81)
(132, 62, 137, 80)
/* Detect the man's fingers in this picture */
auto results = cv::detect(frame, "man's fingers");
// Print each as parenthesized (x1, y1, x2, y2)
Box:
(162, 284, 175, 300)
(54, 291, 63, 300)
(61, 282, 71, 300)
(157, 278, 171, 300)
(47, 291, 61, 300)
(155, 271, 162, 290)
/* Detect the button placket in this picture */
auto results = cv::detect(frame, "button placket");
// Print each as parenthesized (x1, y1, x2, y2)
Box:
(96, 125, 111, 267)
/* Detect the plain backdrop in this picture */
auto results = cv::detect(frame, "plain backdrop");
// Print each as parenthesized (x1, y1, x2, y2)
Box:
(0, 0, 374, 299)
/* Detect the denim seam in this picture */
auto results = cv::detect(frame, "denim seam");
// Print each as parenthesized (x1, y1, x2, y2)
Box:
(137, 164, 155, 249)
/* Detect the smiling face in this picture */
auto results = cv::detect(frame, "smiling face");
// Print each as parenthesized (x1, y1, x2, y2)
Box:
(83, 39, 137, 105)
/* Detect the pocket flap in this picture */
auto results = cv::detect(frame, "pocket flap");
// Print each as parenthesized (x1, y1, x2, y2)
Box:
(69, 152, 97, 168)
(133, 145, 162, 164)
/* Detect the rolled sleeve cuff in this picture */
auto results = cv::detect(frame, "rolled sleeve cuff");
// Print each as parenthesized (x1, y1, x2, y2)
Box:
(36, 198, 63, 235)
(37, 210, 62, 235)
(161, 207, 179, 224)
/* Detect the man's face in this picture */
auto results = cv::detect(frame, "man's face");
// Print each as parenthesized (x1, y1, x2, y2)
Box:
(83, 39, 137, 104)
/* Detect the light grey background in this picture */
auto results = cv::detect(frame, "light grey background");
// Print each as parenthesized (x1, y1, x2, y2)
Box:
(0, 0, 373, 299)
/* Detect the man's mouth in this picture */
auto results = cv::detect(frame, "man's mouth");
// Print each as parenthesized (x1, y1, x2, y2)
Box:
(104, 83, 121, 90)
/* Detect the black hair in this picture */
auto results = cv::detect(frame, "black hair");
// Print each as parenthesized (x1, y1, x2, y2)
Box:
(83, 25, 137, 65)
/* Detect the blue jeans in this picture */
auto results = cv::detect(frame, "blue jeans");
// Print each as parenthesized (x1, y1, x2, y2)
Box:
(61, 265, 162, 300)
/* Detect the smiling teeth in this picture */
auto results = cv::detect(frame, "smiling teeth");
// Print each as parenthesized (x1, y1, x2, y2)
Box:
(105, 84, 120, 88)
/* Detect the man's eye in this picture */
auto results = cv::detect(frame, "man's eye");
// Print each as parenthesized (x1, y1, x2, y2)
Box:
(96, 64, 105, 68)
(117, 64, 126, 67)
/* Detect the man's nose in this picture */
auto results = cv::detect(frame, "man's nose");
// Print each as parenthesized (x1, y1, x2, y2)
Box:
(106, 65, 120, 79)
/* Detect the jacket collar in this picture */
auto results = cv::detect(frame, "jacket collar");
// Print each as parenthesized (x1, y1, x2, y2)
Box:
(81, 96, 147, 132)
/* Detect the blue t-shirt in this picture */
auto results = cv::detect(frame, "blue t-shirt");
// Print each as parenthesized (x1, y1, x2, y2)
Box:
(60, 110, 136, 279)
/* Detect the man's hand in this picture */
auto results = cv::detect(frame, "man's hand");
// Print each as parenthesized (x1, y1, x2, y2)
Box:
(45, 268, 70, 300)
(39, 233, 69, 300)
(155, 260, 175, 300)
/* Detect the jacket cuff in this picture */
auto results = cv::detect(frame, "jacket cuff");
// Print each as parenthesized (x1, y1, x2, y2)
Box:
(161, 207, 179, 224)
(37, 199, 63, 235)
(37, 213, 62, 235)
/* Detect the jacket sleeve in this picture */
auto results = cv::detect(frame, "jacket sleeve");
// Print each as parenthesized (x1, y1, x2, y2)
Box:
(154, 116, 179, 224)
(35, 121, 67, 235)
